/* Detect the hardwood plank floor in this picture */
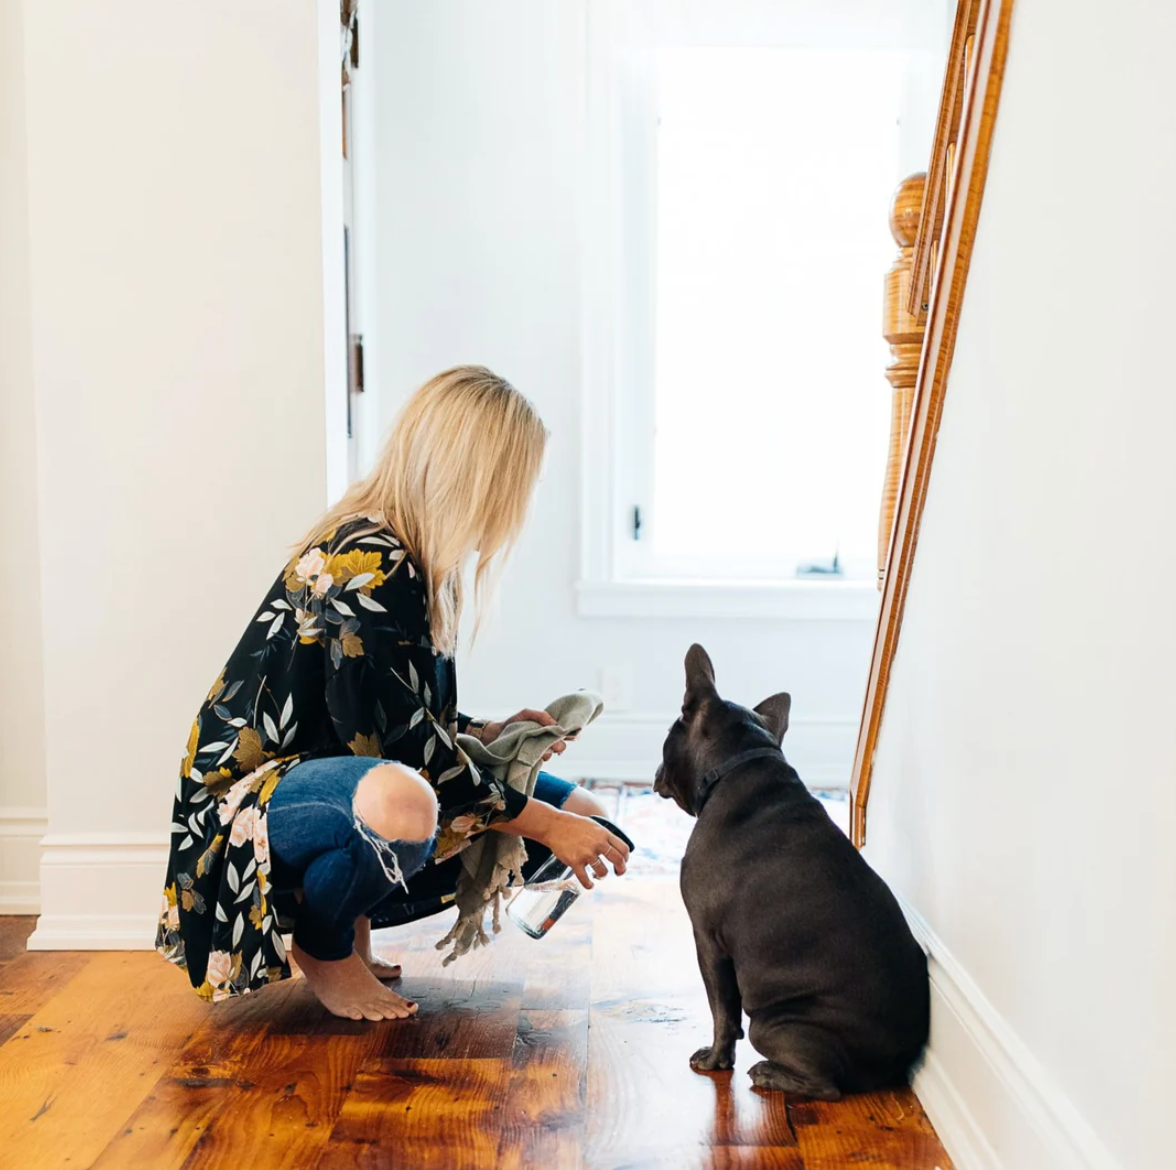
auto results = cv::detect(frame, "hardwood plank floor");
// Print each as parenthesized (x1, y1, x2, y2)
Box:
(0, 882, 953, 1170)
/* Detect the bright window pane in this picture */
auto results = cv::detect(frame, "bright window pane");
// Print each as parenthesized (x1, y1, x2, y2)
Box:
(651, 47, 904, 577)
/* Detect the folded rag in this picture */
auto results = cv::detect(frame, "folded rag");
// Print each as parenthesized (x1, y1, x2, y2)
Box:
(435, 690, 604, 965)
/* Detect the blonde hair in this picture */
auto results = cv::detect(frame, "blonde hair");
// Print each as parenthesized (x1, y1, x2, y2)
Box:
(298, 365, 547, 656)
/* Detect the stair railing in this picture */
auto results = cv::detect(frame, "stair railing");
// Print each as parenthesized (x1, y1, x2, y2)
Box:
(854, 0, 1016, 848)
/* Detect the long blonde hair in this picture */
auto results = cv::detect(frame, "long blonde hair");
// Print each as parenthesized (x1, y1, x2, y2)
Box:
(298, 366, 547, 656)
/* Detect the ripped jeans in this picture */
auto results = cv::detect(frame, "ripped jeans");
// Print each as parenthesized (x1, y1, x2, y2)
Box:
(266, 756, 437, 962)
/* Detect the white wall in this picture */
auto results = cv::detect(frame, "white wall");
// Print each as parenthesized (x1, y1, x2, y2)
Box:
(865, 3, 1176, 1168)
(0, 0, 48, 912)
(7, 0, 348, 945)
(370, 0, 946, 785)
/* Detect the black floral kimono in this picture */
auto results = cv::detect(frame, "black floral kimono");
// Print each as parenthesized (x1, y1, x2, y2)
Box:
(156, 519, 524, 1001)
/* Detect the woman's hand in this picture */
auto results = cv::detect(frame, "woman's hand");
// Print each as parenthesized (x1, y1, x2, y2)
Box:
(541, 809, 630, 889)
(479, 708, 577, 761)
(488, 802, 630, 888)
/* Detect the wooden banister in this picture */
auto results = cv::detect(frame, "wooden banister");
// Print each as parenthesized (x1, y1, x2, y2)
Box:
(908, 1, 982, 319)
(853, 0, 1015, 848)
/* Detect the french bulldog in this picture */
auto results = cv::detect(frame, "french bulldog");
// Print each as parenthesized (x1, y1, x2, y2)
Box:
(654, 644, 929, 1099)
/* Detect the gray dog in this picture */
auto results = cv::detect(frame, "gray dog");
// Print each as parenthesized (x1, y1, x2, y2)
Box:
(654, 644, 929, 1099)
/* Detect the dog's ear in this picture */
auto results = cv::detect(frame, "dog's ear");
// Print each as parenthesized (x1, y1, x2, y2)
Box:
(754, 693, 791, 742)
(683, 644, 717, 710)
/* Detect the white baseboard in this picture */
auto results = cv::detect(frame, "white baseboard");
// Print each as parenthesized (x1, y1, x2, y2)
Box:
(27, 914, 163, 951)
(560, 711, 856, 788)
(27, 833, 168, 951)
(0, 806, 48, 914)
(900, 899, 1122, 1170)
(0, 880, 42, 915)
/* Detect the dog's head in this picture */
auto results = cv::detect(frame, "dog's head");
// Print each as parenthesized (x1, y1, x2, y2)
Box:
(653, 644, 791, 816)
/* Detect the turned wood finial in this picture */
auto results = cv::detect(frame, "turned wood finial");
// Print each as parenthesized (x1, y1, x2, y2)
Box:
(878, 173, 928, 588)
(889, 173, 925, 250)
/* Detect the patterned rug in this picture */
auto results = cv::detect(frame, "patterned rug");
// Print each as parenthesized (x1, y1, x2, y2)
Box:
(591, 788, 851, 878)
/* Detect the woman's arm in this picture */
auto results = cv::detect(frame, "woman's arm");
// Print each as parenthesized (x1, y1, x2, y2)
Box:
(489, 800, 630, 888)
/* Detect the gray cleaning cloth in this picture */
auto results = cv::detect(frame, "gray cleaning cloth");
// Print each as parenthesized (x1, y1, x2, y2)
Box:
(435, 690, 604, 965)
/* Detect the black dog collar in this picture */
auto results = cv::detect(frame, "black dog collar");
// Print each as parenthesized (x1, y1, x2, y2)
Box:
(693, 747, 783, 814)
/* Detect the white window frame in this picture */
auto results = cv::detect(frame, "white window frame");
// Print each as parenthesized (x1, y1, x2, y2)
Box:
(576, 0, 937, 621)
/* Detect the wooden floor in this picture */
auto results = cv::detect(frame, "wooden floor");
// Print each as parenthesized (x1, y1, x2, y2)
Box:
(0, 880, 952, 1170)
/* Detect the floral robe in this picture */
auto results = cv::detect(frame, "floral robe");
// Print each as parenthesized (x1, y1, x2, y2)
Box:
(155, 520, 525, 1001)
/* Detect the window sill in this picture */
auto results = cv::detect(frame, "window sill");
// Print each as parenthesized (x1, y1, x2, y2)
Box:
(574, 578, 881, 621)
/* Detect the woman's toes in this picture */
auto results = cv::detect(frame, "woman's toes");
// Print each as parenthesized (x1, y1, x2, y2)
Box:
(359, 986, 416, 1021)
(378, 1001, 409, 1020)
(367, 956, 402, 980)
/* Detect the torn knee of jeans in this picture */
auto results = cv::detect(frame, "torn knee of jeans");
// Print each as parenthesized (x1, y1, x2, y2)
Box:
(352, 764, 439, 843)
(350, 802, 437, 893)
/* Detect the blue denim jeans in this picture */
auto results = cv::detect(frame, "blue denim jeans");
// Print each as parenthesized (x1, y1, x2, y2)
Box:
(267, 755, 575, 960)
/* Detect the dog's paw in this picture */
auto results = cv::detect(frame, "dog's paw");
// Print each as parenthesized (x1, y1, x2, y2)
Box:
(690, 1044, 735, 1072)
(748, 1060, 841, 1100)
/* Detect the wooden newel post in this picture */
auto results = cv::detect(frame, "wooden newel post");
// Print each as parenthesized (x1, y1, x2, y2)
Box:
(878, 173, 928, 588)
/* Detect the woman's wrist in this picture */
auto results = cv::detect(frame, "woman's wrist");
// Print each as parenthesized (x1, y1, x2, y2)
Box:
(489, 796, 564, 844)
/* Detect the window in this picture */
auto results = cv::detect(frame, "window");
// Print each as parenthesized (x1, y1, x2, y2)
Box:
(617, 46, 905, 588)
(580, 22, 925, 615)
(644, 47, 903, 584)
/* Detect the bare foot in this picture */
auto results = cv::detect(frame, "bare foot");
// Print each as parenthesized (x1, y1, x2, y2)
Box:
(292, 942, 418, 1021)
(354, 915, 402, 981)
